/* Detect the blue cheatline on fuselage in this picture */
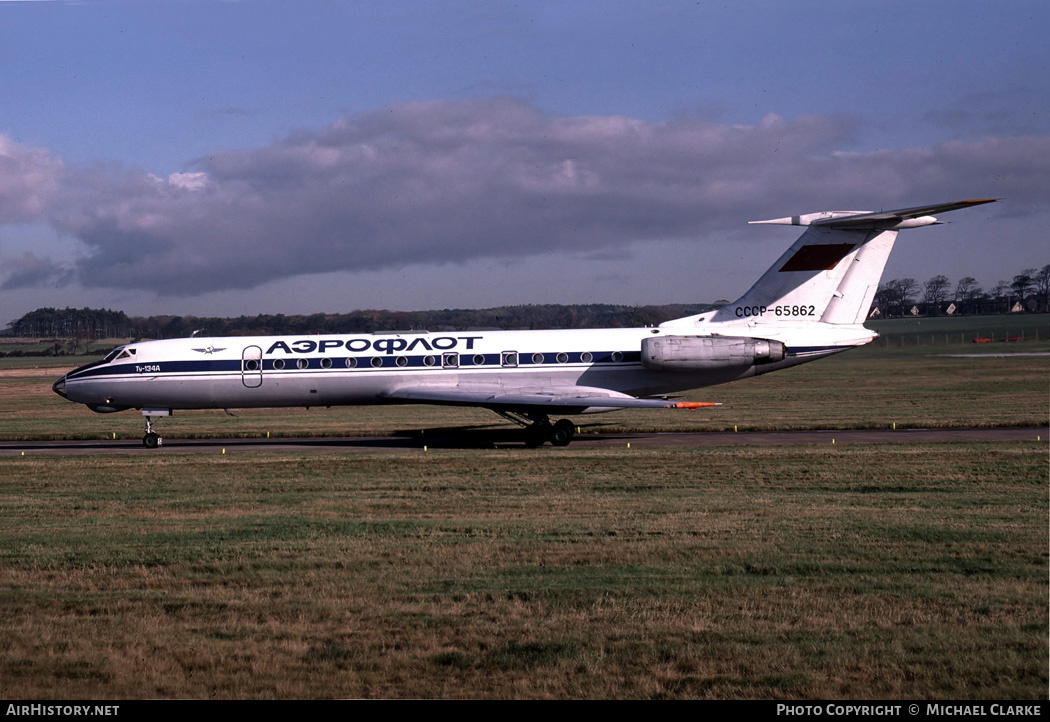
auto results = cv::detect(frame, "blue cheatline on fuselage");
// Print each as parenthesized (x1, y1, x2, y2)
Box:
(64, 349, 645, 380)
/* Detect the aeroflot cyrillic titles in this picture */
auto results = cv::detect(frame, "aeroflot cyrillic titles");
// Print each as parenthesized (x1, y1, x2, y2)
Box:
(52, 199, 996, 448)
(264, 335, 483, 355)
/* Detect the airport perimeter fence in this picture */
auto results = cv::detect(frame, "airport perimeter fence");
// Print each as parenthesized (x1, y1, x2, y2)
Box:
(876, 328, 1044, 347)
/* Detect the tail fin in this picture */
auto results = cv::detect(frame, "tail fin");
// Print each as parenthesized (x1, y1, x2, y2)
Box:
(665, 199, 996, 328)
(714, 224, 897, 325)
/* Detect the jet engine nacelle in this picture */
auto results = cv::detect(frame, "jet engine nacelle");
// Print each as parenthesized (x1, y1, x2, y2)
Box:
(641, 335, 786, 372)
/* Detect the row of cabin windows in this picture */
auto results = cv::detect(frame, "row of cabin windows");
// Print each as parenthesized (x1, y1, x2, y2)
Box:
(244, 350, 623, 372)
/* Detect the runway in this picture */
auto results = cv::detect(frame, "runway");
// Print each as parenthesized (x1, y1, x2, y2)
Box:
(2, 426, 1045, 455)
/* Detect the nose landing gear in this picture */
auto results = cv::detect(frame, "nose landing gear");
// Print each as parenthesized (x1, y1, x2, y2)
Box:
(143, 416, 162, 448)
(141, 409, 171, 448)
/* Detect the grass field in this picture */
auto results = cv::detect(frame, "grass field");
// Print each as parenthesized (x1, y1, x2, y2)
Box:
(1, 443, 1046, 699)
(0, 316, 1046, 698)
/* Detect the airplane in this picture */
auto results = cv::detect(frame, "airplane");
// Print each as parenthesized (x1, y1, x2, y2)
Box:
(52, 198, 996, 448)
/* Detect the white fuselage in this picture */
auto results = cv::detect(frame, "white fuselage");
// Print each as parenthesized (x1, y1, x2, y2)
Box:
(56, 322, 870, 414)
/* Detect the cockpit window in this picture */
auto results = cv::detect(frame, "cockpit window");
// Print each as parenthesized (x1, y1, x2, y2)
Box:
(102, 347, 136, 363)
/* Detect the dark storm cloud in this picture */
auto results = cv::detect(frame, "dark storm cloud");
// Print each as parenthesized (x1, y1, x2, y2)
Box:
(0, 253, 73, 290)
(3, 99, 1049, 295)
(44, 99, 863, 294)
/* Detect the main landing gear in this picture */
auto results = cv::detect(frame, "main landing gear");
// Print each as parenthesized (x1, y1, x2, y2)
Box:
(497, 412, 576, 448)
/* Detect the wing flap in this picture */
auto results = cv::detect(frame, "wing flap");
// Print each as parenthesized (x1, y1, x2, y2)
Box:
(381, 385, 718, 412)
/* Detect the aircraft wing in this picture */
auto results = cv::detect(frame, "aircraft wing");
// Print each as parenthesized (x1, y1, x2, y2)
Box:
(380, 385, 718, 413)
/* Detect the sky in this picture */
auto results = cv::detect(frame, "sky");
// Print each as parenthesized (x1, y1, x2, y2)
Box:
(0, 0, 1048, 324)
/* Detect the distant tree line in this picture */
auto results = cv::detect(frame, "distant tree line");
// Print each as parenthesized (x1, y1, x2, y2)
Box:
(4, 303, 713, 342)
(875, 265, 1050, 318)
(7, 307, 134, 340)
(6, 262, 1047, 346)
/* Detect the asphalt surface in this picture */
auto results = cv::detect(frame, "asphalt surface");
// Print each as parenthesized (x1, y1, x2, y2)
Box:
(1, 426, 1045, 455)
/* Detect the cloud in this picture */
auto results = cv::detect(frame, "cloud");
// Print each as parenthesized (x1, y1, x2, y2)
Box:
(0, 252, 73, 290)
(4, 98, 1050, 296)
(0, 135, 62, 222)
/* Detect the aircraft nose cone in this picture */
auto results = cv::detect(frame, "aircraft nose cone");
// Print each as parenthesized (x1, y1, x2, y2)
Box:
(52, 374, 67, 398)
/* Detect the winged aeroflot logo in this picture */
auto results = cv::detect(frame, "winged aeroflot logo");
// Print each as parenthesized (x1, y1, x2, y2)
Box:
(192, 345, 227, 355)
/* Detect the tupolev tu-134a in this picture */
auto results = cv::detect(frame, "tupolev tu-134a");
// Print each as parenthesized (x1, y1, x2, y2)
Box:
(52, 199, 995, 448)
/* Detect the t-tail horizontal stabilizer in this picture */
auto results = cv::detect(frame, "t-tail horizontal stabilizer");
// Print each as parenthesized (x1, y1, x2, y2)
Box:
(692, 199, 998, 327)
(748, 198, 998, 230)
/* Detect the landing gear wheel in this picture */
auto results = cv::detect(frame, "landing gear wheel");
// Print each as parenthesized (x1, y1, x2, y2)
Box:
(550, 419, 575, 447)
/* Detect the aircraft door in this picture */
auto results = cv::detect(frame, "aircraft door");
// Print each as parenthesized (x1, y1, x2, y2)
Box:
(242, 345, 263, 388)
